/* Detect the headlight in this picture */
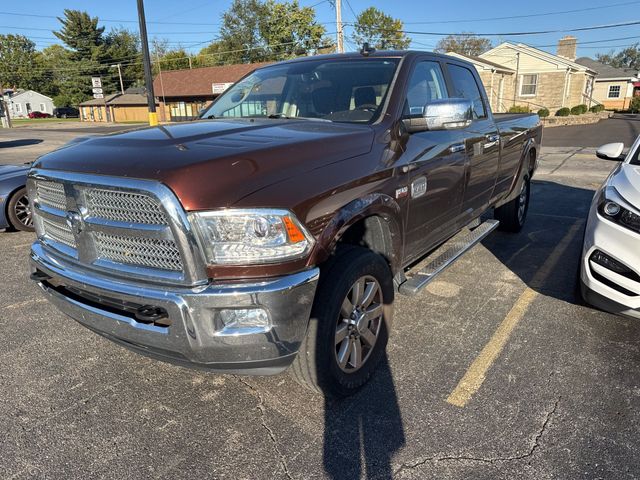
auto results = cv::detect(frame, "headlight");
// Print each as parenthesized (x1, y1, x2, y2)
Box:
(599, 187, 640, 234)
(189, 209, 314, 265)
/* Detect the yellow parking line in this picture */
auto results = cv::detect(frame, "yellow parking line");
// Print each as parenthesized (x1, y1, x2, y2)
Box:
(446, 220, 583, 408)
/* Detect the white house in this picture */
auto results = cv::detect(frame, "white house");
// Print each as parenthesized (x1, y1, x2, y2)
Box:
(5, 90, 55, 118)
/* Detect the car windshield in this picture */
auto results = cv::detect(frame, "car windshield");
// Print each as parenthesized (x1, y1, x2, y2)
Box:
(201, 58, 400, 123)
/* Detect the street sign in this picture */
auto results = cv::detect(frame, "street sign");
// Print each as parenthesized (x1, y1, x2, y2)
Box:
(212, 82, 233, 95)
(93, 93, 104, 99)
(91, 77, 102, 88)
(92, 87, 103, 94)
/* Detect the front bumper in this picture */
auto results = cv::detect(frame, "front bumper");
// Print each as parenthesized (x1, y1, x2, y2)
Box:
(581, 207, 640, 319)
(30, 242, 319, 374)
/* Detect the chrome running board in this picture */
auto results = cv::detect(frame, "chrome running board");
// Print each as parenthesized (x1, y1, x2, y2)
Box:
(398, 219, 500, 296)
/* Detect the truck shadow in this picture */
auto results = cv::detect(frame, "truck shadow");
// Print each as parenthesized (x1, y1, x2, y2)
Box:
(322, 355, 405, 480)
(0, 139, 43, 148)
(482, 179, 595, 305)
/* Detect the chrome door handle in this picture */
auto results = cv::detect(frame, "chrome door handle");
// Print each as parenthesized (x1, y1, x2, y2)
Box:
(449, 143, 465, 154)
(401, 163, 420, 173)
(485, 134, 500, 143)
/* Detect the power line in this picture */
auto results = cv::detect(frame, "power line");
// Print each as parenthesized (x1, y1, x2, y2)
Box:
(402, 1, 640, 25)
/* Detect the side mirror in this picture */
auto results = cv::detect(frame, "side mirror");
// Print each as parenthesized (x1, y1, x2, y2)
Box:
(596, 142, 625, 160)
(402, 98, 473, 133)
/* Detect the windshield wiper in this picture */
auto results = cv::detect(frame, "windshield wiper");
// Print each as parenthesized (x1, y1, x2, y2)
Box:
(267, 113, 292, 119)
(267, 113, 332, 122)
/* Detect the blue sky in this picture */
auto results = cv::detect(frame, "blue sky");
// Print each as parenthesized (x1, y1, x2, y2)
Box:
(2, 0, 639, 59)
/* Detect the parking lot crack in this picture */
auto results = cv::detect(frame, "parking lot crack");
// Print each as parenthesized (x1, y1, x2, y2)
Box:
(236, 377, 293, 480)
(394, 398, 560, 475)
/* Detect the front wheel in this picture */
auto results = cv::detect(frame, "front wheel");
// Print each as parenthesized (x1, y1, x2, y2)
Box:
(291, 246, 394, 397)
(6, 187, 34, 232)
(495, 177, 530, 232)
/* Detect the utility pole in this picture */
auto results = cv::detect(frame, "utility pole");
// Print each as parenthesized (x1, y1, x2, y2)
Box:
(111, 63, 125, 94)
(188, 56, 192, 69)
(136, 0, 158, 126)
(335, 0, 344, 53)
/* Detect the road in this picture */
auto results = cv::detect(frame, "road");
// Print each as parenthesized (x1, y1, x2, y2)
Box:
(543, 113, 640, 147)
(1, 120, 639, 479)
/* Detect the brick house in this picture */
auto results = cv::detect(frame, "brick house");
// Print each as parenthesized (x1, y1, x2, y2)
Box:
(575, 57, 639, 110)
(479, 37, 597, 112)
(445, 53, 515, 112)
(152, 62, 271, 122)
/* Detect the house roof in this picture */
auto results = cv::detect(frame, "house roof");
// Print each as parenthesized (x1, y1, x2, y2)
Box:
(575, 57, 639, 81)
(9, 89, 53, 101)
(482, 42, 598, 74)
(78, 94, 119, 106)
(108, 93, 152, 105)
(152, 62, 272, 98)
(446, 52, 515, 73)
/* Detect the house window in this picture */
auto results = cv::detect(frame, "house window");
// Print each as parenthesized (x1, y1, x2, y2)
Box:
(39, 103, 46, 112)
(608, 85, 621, 98)
(520, 74, 538, 96)
(14, 103, 22, 113)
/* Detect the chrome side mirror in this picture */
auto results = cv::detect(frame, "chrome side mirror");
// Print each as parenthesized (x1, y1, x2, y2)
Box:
(596, 142, 625, 160)
(402, 98, 473, 133)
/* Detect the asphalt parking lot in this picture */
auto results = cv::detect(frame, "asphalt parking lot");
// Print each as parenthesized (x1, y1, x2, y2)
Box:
(1, 120, 639, 479)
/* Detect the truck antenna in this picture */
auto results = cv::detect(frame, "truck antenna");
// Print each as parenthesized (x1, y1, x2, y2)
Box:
(359, 43, 376, 57)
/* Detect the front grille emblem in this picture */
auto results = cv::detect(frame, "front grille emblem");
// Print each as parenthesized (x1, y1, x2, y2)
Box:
(65, 211, 84, 236)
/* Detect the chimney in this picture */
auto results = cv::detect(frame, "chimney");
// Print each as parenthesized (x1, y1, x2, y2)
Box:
(557, 36, 577, 61)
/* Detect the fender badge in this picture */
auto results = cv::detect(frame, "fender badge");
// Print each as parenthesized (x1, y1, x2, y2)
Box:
(395, 186, 408, 199)
(411, 177, 427, 198)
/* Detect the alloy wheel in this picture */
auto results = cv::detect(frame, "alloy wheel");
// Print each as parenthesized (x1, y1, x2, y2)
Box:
(14, 194, 33, 228)
(334, 275, 384, 373)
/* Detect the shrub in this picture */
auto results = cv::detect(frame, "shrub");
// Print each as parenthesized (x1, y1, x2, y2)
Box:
(570, 105, 588, 115)
(630, 96, 640, 114)
(590, 104, 605, 113)
(578, 104, 589, 114)
(508, 105, 531, 113)
(556, 107, 571, 117)
(537, 108, 550, 118)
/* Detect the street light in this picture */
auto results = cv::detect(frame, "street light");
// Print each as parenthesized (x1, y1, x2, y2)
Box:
(110, 64, 124, 94)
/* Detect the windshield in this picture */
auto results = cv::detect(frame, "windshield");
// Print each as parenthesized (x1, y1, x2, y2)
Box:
(201, 58, 400, 123)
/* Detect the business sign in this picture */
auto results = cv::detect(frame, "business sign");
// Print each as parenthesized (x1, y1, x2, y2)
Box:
(91, 77, 102, 88)
(92, 87, 103, 94)
(93, 93, 104, 99)
(212, 82, 233, 95)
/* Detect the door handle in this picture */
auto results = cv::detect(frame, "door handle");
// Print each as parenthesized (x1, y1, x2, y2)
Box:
(449, 143, 465, 154)
(401, 163, 420, 173)
(484, 134, 500, 149)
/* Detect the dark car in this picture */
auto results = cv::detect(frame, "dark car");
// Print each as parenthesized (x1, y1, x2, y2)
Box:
(53, 107, 79, 119)
(28, 111, 52, 119)
(0, 164, 32, 232)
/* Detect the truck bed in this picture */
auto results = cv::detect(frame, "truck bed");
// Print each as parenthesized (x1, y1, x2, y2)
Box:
(494, 113, 538, 123)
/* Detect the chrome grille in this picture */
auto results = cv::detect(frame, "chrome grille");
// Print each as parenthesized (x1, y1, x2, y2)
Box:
(85, 188, 168, 225)
(94, 232, 183, 271)
(36, 180, 66, 211)
(41, 216, 76, 248)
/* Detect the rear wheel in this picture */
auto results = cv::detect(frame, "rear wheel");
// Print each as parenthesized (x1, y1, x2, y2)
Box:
(291, 246, 393, 397)
(7, 187, 34, 232)
(495, 176, 530, 232)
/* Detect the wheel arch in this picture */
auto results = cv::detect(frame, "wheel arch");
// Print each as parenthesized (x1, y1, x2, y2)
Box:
(2, 182, 28, 228)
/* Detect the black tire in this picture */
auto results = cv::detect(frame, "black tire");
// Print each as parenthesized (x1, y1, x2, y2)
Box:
(495, 176, 530, 233)
(7, 187, 34, 232)
(291, 246, 394, 397)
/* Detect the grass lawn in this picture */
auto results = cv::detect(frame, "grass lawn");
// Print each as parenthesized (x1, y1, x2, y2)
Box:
(8, 118, 81, 127)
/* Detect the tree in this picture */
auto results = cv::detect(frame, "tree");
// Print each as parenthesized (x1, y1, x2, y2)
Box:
(103, 28, 143, 91)
(53, 9, 105, 59)
(351, 7, 410, 50)
(597, 44, 640, 72)
(0, 34, 43, 90)
(218, 0, 268, 63)
(435, 34, 492, 56)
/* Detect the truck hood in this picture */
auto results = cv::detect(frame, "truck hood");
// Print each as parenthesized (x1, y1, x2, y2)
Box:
(33, 119, 375, 210)
(610, 163, 640, 207)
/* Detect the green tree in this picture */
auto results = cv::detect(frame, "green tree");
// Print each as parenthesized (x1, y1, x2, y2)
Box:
(351, 7, 410, 50)
(38, 44, 89, 106)
(597, 44, 640, 72)
(435, 34, 492, 56)
(103, 28, 143, 91)
(218, 0, 268, 63)
(0, 34, 44, 90)
(53, 9, 105, 59)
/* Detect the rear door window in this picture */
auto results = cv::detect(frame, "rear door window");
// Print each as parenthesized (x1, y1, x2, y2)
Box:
(447, 64, 487, 119)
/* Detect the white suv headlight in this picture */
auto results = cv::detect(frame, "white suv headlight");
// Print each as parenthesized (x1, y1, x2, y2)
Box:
(189, 209, 315, 265)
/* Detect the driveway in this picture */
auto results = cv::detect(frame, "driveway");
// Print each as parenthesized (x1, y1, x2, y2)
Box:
(0, 122, 639, 479)
(543, 114, 640, 148)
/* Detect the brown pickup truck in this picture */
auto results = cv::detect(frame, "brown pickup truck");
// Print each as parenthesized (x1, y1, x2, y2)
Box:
(28, 50, 542, 397)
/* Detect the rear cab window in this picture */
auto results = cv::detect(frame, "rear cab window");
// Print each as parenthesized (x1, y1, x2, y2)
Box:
(447, 63, 488, 120)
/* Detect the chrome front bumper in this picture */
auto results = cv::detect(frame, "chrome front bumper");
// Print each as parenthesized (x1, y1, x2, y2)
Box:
(30, 243, 319, 374)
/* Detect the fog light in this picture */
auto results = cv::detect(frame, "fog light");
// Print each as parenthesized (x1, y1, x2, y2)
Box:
(603, 201, 621, 216)
(590, 250, 629, 275)
(217, 308, 271, 335)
